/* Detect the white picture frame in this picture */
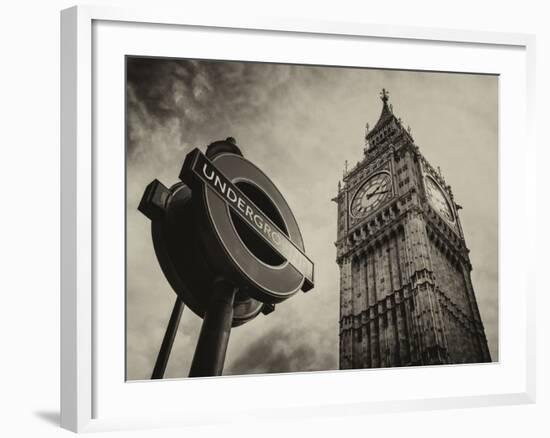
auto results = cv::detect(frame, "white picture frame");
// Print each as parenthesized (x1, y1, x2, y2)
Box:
(60, 5, 536, 433)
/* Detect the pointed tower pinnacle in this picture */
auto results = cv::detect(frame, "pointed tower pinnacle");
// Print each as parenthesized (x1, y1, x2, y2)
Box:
(365, 88, 396, 148)
(380, 88, 390, 105)
(363, 88, 413, 154)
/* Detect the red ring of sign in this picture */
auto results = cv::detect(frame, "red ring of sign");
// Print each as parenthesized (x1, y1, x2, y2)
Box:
(180, 149, 314, 303)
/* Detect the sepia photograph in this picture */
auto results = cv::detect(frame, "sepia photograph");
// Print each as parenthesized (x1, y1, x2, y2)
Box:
(125, 56, 498, 380)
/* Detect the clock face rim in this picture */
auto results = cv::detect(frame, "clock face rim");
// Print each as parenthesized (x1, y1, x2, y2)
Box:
(349, 171, 393, 219)
(424, 174, 455, 224)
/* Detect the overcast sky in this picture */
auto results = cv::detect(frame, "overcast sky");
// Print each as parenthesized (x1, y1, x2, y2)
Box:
(126, 57, 498, 380)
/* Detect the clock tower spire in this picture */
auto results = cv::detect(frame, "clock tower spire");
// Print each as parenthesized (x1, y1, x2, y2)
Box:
(364, 88, 413, 156)
(380, 87, 390, 104)
(334, 90, 491, 369)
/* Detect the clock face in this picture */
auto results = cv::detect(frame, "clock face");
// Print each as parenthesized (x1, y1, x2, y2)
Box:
(350, 172, 392, 218)
(424, 176, 454, 223)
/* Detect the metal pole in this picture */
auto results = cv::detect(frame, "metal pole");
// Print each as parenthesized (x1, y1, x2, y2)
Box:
(188, 279, 237, 377)
(151, 297, 184, 379)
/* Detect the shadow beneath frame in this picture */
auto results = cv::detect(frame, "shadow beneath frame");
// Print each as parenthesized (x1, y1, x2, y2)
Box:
(34, 410, 60, 427)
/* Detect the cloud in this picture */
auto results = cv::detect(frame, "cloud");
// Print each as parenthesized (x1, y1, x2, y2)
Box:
(125, 57, 296, 159)
(225, 325, 336, 375)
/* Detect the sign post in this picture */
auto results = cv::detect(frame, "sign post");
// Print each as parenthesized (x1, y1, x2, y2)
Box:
(188, 279, 238, 377)
(139, 138, 314, 378)
(151, 297, 184, 379)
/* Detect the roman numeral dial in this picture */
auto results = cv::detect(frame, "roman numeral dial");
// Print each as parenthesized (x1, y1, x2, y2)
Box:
(350, 172, 393, 218)
(424, 175, 455, 223)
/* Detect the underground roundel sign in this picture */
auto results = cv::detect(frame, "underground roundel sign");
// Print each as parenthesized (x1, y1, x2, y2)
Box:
(180, 148, 314, 303)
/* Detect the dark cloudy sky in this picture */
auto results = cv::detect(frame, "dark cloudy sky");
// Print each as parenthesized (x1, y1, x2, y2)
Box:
(126, 57, 498, 380)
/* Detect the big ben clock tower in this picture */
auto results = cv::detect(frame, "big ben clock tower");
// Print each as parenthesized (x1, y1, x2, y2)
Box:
(334, 89, 491, 369)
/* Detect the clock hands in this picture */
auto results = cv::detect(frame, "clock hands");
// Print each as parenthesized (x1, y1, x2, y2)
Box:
(352, 175, 392, 217)
(366, 188, 390, 199)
